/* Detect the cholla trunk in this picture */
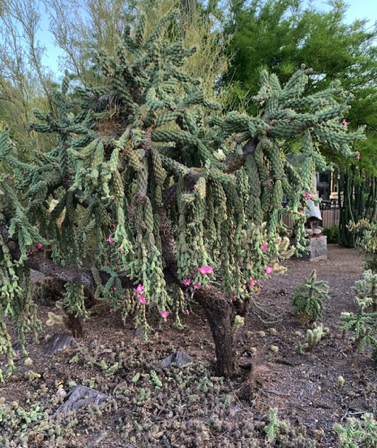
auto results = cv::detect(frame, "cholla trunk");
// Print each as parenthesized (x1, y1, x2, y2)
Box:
(195, 288, 238, 378)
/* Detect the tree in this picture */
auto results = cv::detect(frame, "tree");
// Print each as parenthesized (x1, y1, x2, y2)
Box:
(223, 0, 377, 247)
(0, 0, 57, 157)
(0, 10, 364, 378)
(223, 0, 377, 113)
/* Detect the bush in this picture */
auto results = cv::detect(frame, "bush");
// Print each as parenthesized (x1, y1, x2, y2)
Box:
(292, 270, 329, 325)
(323, 225, 340, 244)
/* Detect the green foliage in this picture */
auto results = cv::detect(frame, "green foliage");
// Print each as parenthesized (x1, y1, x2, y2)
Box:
(323, 225, 340, 244)
(304, 323, 327, 351)
(339, 296, 377, 359)
(292, 270, 329, 325)
(265, 408, 287, 443)
(349, 220, 377, 272)
(0, 10, 364, 373)
(353, 270, 377, 312)
(150, 370, 162, 389)
(223, 0, 377, 168)
(338, 170, 377, 247)
(335, 413, 377, 448)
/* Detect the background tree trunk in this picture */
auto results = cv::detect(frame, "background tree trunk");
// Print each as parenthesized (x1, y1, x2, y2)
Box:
(180, 0, 197, 24)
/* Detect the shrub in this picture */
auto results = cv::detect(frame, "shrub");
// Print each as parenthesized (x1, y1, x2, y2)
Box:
(292, 270, 329, 325)
(323, 224, 340, 244)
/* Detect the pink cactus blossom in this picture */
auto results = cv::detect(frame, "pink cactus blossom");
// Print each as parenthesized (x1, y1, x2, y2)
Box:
(193, 282, 201, 289)
(183, 278, 191, 286)
(161, 311, 169, 318)
(108, 235, 114, 245)
(304, 191, 314, 200)
(261, 243, 268, 252)
(35, 242, 43, 250)
(232, 294, 237, 300)
(16, 351, 20, 357)
(185, 309, 190, 315)
(342, 119, 348, 129)
(249, 278, 254, 288)
(138, 295, 146, 304)
(198, 266, 213, 275)
(266, 266, 273, 275)
(136, 284, 145, 294)
(112, 287, 116, 291)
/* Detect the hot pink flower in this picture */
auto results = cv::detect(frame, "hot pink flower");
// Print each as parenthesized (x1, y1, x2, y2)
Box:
(16, 351, 20, 357)
(266, 266, 273, 275)
(138, 295, 146, 304)
(193, 282, 201, 289)
(299, 210, 304, 214)
(249, 278, 254, 288)
(198, 266, 213, 275)
(161, 311, 169, 318)
(112, 287, 116, 291)
(261, 243, 268, 252)
(342, 119, 348, 129)
(183, 278, 191, 286)
(136, 284, 144, 294)
(185, 309, 190, 315)
(35, 242, 43, 250)
(108, 235, 114, 245)
(232, 294, 237, 300)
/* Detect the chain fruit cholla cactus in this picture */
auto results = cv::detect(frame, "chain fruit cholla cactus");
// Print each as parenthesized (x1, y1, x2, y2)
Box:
(292, 270, 330, 325)
(339, 296, 377, 358)
(353, 269, 377, 312)
(0, 11, 364, 378)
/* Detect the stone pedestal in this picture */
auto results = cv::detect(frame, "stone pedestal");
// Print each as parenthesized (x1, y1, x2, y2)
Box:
(305, 235, 327, 261)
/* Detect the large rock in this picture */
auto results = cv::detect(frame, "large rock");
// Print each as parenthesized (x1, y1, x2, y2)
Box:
(45, 333, 77, 354)
(53, 385, 108, 418)
(161, 351, 193, 368)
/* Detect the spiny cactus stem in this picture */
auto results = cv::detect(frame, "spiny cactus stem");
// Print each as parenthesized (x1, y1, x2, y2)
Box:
(224, 136, 259, 174)
(162, 136, 259, 207)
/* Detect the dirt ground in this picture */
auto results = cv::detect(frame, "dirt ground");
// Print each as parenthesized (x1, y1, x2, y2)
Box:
(1, 244, 375, 447)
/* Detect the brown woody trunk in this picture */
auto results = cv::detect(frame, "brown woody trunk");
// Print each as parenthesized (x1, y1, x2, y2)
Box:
(195, 287, 238, 378)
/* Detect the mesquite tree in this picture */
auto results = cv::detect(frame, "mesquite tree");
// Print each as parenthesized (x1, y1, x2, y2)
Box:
(0, 11, 364, 378)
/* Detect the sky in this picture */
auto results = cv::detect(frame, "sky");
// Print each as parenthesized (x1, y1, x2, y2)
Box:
(311, 0, 377, 28)
(37, 0, 377, 77)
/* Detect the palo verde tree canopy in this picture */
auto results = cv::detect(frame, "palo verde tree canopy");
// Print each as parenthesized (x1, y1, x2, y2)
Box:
(0, 10, 364, 378)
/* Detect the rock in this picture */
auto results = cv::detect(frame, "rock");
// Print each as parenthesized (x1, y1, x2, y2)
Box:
(53, 385, 108, 418)
(45, 333, 77, 354)
(161, 351, 193, 368)
(56, 389, 67, 398)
